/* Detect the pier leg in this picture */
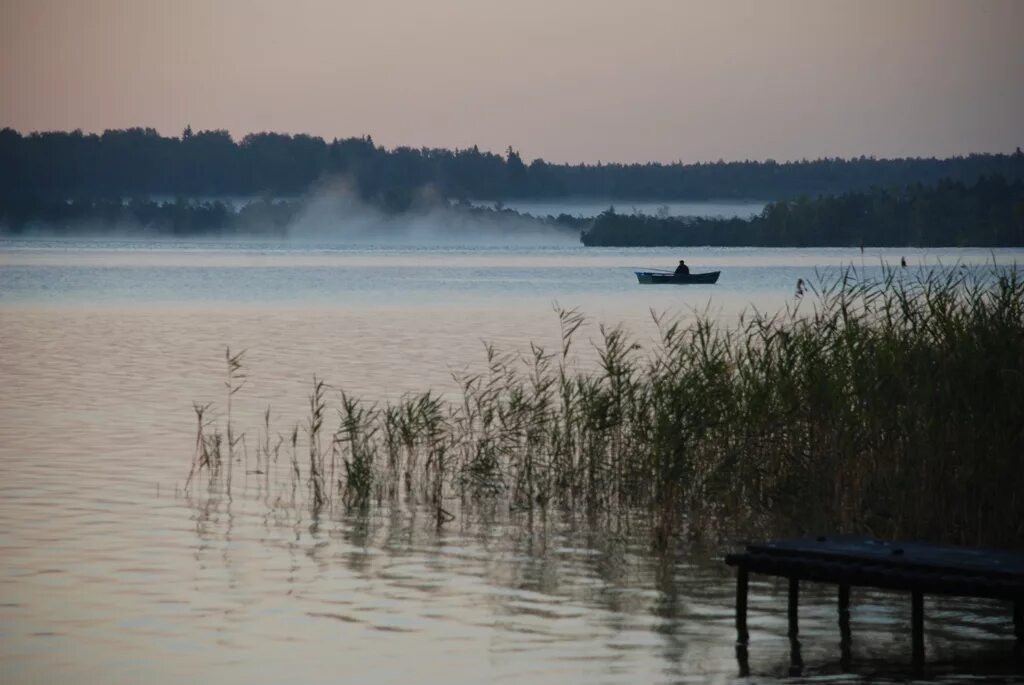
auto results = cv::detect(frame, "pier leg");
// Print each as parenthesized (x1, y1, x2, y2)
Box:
(735, 642, 750, 678)
(787, 576, 802, 675)
(1014, 599, 1023, 662)
(838, 583, 851, 670)
(789, 635, 804, 676)
(735, 567, 750, 676)
(1014, 599, 1022, 642)
(788, 577, 799, 639)
(736, 567, 749, 645)
(911, 590, 925, 673)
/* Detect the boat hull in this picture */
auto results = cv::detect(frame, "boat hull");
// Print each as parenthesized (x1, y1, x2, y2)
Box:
(635, 271, 720, 284)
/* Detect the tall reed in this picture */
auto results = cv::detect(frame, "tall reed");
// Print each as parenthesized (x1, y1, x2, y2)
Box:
(186, 265, 1024, 549)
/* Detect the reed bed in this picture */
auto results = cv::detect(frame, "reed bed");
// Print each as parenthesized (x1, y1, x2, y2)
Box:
(187, 265, 1024, 549)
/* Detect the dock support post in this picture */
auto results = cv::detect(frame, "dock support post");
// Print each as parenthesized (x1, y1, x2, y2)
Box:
(788, 636, 803, 676)
(1014, 599, 1022, 642)
(838, 583, 850, 630)
(787, 577, 799, 639)
(838, 583, 851, 669)
(1014, 599, 1022, 661)
(735, 567, 750, 676)
(736, 567, 749, 644)
(911, 590, 924, 672)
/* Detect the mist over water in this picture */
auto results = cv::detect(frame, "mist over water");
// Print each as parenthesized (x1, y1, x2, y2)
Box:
(287, 184, 578, 246)
(1, 184, 581, 245)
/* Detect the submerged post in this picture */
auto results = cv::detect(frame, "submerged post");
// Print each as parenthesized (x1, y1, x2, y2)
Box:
(1015, 599, 1023, 660)
(788, 577, 800, 639)
(911, 590, 924, 670)
(736, 567, 749, 644)
(788, 635, 803, 676)
(838, 583, 852, 669)
(1015, 600, 1023, 642)
(838, 583, 850, 628)
(787, 577, 802, 675)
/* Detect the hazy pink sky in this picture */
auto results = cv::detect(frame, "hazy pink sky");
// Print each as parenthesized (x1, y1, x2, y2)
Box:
(2, 0, 1022, 163)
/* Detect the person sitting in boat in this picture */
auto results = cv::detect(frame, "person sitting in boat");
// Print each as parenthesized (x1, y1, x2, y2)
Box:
(674, 260, 690, 276)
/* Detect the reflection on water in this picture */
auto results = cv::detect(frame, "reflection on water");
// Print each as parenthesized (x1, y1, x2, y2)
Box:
(1, 242, 1022, 684)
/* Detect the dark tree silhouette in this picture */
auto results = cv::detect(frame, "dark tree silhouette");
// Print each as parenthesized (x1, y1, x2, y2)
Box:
(2, 127, 1022, 208)
(580, 176, 1024, 247)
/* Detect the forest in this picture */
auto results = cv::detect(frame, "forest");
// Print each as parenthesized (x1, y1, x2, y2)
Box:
(580, 176, 1024, 247)
(3, 176, 1023, 247)
(3, 126, 1022, 245)
(2, 126, 1023, 207)
(0, 193, 591, 237)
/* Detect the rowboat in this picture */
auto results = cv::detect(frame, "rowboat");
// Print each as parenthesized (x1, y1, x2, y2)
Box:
(635, 271, 720, 284)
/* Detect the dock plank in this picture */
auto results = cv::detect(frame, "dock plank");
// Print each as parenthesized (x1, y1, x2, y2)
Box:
(746, 534, 1024, 580)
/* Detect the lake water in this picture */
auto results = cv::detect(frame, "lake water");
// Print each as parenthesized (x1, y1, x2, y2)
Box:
(2, 238, 1022, 685)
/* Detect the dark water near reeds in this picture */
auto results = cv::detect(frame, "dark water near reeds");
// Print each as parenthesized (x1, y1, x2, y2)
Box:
(1, 238, 1022, 684)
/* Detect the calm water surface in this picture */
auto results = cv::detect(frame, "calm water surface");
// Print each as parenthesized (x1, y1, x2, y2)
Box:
(2, 239, 1022, 684)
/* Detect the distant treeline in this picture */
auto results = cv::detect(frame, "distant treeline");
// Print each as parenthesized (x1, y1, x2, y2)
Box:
(0, 193, 586, 237)
(581, 176, 1024, 247)
(3, 127, 1024, 207)
(4, 176, 1023, 246)
(0, 196, 292, 236)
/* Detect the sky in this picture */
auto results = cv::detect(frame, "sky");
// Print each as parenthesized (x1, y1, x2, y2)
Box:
(1, 0, 1022, 164)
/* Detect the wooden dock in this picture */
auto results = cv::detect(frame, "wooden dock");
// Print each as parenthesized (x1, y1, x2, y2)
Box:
(725, 535, 1024, 674)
